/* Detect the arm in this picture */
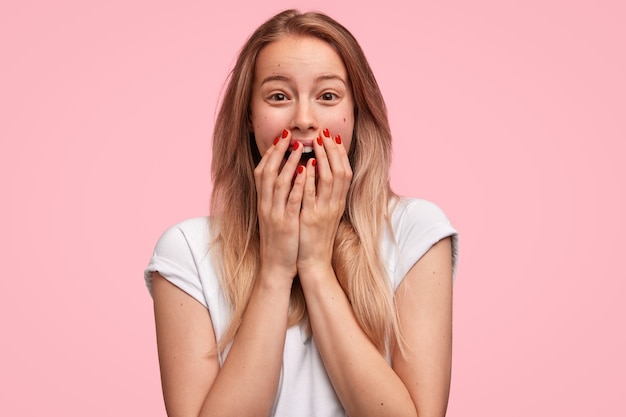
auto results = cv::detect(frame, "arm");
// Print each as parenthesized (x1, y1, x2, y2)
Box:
(152, 270, 291, 417)
(298, 267, 418, 416)
(392, 237, 453, 417)
(296, 131, 415, 416)
(152, 131, 307, 417)
(152, 272, 219, 416)
(298, 238, 453, 417)
(297, 130, 453, 415)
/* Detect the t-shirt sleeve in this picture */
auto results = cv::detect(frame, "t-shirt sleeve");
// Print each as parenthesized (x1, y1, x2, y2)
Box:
(144, 222, 208, 308)
(392, 199, 459, 289)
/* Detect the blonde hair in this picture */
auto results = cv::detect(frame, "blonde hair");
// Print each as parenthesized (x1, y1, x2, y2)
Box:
(210, 10, 398, 354)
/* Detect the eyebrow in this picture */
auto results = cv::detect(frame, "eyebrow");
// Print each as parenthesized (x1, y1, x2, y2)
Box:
(259, 75, 292, 86)
(260, 74, 347, 86)
(315, 74, 347, 86)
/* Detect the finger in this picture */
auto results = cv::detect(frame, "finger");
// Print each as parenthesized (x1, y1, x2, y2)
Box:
(254, 135, 279, 195)
(302, 156, 317, 209)
(285, 164, 306, 217)
(324, 132, 346, 178)
(328, 134, 352, 206)
(316, 129, 351, 205)
(255, 130, 291, 213)
(273, 139, 304, 206)
(313, 130, 333, 202)
(261, 130, 292, 178)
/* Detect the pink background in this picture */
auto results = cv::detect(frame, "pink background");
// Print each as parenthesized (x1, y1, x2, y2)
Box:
(1, 0, 624, 415)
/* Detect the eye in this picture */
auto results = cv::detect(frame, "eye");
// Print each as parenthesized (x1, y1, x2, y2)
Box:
(269, 93, 288, 101)
(319, 92, 338, 101)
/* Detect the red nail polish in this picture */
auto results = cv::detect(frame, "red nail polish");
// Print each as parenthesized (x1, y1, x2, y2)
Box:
(293, 142, 299, 150)
(312, 159, 317, 167)
(297, 165, 304, 174)
(335, 134, 342, 144)
(273, 137, 279, 145)
(317, 136, 323, 146)
(282, 129, 289, 139)
(323, 128, 330, 138)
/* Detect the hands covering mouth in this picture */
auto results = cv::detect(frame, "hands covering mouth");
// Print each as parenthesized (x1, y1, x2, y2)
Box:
(254, 126, 352, 282)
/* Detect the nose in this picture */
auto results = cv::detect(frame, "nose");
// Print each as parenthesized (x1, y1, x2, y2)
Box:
(291, 100, 318, 133)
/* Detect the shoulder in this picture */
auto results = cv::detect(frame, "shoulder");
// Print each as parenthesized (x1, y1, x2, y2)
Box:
(144, 217, 213, 299)
(384, 197, 459, 287)
(152, 217, 211, 257)
(388, 197, 456, 244)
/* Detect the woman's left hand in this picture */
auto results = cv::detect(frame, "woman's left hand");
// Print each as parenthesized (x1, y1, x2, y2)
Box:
(296, 128, 352, 277)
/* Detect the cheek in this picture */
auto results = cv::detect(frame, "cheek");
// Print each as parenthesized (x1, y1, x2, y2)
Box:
(252, 109, 285, 134)
(335, 112, 354, 142)
(339, 113, 355, 153)
(251, 117, 276, 154)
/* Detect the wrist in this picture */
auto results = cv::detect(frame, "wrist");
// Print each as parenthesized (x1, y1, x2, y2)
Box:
(297, 262, 336, 289)
(257, 265, 297, 292)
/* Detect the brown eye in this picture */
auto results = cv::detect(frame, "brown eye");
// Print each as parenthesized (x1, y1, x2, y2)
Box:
(320, 92, 337, 101)
(270, 93, 287, 101)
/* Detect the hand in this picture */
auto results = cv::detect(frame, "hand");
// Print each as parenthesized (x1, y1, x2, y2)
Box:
(297, 128, 353, 277)
(254, 130, 307, 284)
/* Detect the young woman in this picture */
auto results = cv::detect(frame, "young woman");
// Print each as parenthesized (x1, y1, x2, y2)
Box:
(145, 9, 458, 417)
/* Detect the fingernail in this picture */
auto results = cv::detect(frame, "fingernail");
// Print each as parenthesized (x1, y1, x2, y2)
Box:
(293, 142, 300, 150)
(335, 134, 342, 144)
(297, 165, 304, 174)
(317, 136, 323, 146)
(312, 158, 317, 167)
(323, 128, 330, 138)
(282, 129, 289, 139)
(273, 137, 279, 145)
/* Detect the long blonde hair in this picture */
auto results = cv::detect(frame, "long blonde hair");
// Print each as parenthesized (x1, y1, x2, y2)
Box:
(210, 10, 398, 354)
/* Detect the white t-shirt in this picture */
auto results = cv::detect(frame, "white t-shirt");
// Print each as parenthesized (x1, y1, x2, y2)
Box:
(144, 197, 458, 416)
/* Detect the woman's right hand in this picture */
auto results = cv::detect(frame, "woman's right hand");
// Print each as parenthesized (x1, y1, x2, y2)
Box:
(254, 129, 306, 284)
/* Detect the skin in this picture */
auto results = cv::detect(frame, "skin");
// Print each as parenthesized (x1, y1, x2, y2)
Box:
(250, 35, 354, 281)
(152, 34, 453, 417)
(250, 35, 354, 174)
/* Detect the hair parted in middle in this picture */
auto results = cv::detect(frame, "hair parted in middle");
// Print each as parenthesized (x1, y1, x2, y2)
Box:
(210, 9, 400, 354)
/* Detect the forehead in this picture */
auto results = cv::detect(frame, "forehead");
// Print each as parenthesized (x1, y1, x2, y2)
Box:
(254, 35, 347, 81)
